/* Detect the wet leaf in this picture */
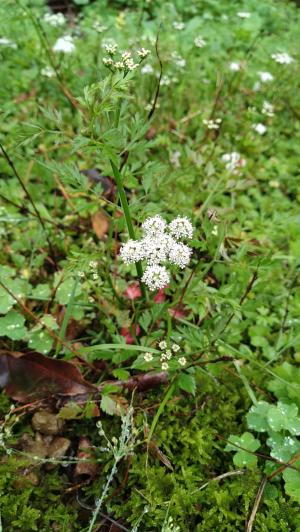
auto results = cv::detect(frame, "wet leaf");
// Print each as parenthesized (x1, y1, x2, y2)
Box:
(0, 350, 95, 402)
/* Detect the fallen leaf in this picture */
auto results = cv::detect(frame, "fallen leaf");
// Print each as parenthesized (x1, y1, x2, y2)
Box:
(74, 437, 99, 480)
(91, 211, 110, 240)
(0, 350, 96, 402)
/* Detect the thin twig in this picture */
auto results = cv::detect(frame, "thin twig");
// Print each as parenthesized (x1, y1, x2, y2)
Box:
(192, 470, 245, 494)
(245, 475, 267, 532)
(148, 25, 162, 121)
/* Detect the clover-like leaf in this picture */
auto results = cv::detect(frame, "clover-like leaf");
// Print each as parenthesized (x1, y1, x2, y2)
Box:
(267, 432, 300, 462)
(267, 402, 300, 435)
(246, 400, 270, 432)
(225, 432, 260, 469)
(55, 277, 81, 305)
(0, 311, 27, 340)
(283, 460, 300, 503)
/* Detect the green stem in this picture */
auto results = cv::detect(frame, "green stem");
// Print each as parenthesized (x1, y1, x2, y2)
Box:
(147, 381, 175, 445)
(110, 160, 146, 299)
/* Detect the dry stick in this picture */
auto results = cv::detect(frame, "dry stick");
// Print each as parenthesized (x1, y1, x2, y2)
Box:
(0, 144, 58, 268)
(0, 279, 92, 367)
(245, 475, 268, 532)
(147, 25, 163, 121)
(192, 470, 245, 494)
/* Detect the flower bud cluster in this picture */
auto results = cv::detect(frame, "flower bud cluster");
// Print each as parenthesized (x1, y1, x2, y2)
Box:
(120, 215, 194, 291)
(143, 340, 186, 371)
(102, 43, 150, 74)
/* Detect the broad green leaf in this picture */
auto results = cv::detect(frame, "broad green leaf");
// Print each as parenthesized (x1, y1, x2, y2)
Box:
(55, 278, 81, 305)
(177, 373, 196, 395)
(0, 311, 27, 340)
(267, 402, 300, 435)
(246, 401, 270, 432)
(225, 432, 260, 469)
(283, 462, 300, 503)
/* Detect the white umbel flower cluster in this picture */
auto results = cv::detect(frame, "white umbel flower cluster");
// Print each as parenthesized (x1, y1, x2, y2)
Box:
(44, 12, 66, 26)
(53, 36, 75, 54)
(120, 215, 194, 291)
(271, 52, 294, 64)
(102, 44, 150, 74)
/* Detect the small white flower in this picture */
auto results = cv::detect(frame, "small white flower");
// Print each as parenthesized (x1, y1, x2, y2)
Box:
(53, 36, 75, 54)
(203, 118, 222, 130)
(144, 352, 153, 362)
(120, 240, 144, 264)
(142, 265, 170, 291)
(194, 36, 206, 48)
(252, 123, 267, 135)
(103, 57, 114, 66)
(41, 66, 55, 77)
(114, 61, 125, 70)
(271, 52, 294, 64)
(142, 215, 167, 237)
(141, 63, 154, 75)
(262, 101, 274, 117)
(105, 43, 117, 54)
(221, 152, 246, 173)
(159, 341, 167, 350)
(92, 21, 107, 33)
(92, 273, 99, 280)
(173, 22, 185, 30)
(168, 241, 192, 269)
(237, 11, 251, 18)
(165, 350, 172, 360)
(0, 37, 17, 49)
(171, 343, 180, 352)
(142, 235, 170, 265)
(212, 225, 218, 236)
(77, 271, 85, 278)
(44, 12, 66, 26)
(124, 57, 139, 71)
(178, 356, 187, 366)
(101, 38, 117, 50)
(137, 48, 150, 58)
(161, 362, 169, 371)
(229, 62, 241, 72)
(171, 52, 186, 68)
(160, 75, 172, 86)
(258, 71, 274, 82)
(89, 261, 98, 269)
(160, 353, 167, 361)
(170, 150, 181, 168)
(168, 217, 194, 240)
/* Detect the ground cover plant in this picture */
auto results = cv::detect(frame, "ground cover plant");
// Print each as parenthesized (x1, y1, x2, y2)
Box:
(0, 0, 300, 529)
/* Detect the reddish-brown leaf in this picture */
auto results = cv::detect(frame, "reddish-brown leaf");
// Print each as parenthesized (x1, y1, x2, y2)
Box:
(91, 211, 109, 240)
(74, 436, 99, 480)
(0, 351, 96, 402)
